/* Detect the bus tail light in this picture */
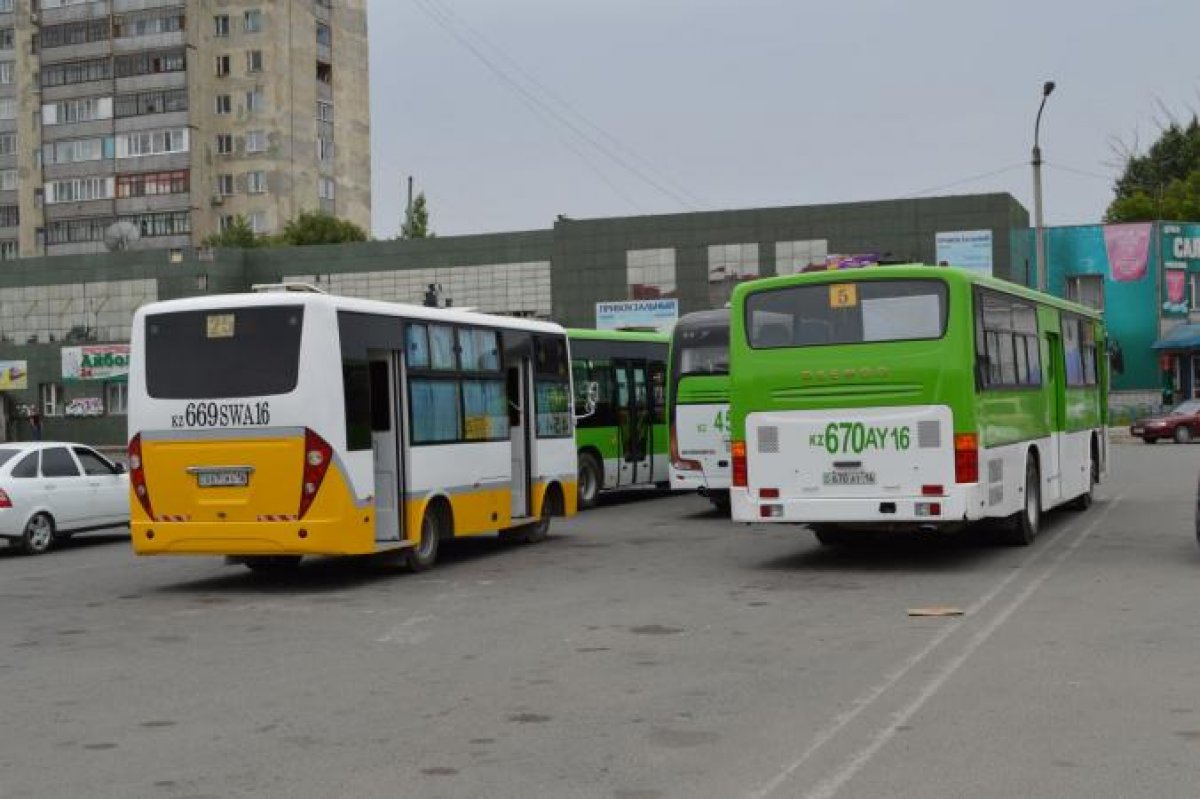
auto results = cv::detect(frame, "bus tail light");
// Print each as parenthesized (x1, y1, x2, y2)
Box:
(128, 434, 154, 519)
(760, 487, 779, 499)
(921, 484, 944, 497)
(954, 433, 978, 484)
(732, 440, 747, 487)
(670, 427, 701, 472)
(298, 428, 333, 519)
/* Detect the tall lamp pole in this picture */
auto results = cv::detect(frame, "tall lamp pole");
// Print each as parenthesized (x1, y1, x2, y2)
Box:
(1032, 80, 1056, 292)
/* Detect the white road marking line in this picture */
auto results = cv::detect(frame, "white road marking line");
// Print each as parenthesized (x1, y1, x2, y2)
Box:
(800, 498, 1121, 799)
(748, 497, 1121, 799)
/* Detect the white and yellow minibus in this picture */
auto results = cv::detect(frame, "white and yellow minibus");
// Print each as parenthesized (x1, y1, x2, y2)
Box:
(127, 285, 577, 572)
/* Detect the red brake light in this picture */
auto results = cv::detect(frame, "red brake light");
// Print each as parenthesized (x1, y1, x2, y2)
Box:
(128, 434, 154, 519)
(732, 440, 747, 488)
(760, 487, 779, 499)
(921, 484, 944, 497)
(954, 433, 978, 484)
(298, 428, 333, 519)
(670, 426, 701, 472)
(0, 488, 11, 508)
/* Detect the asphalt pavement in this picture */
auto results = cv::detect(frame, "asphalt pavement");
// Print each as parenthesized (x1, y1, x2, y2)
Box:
(1, 441, 1198, 799)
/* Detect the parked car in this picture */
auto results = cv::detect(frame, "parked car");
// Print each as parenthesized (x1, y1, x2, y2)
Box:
(1195, 470, 1200, 550)
(0, 442, 129, 555)
(1130, 400, 1200, 444)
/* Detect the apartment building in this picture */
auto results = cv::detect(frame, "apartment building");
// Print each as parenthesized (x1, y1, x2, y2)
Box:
(0, 0, 370, 259)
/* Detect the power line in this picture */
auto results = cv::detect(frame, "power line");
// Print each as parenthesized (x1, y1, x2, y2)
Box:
(1045, 162, 1118, 183)
(904, 163, 1028, 198)
(408, 0, 700, 210)
(420, 0, 710, 209)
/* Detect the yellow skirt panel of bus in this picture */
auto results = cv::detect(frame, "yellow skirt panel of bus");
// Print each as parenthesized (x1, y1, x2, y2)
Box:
(132, 437, 374, 556)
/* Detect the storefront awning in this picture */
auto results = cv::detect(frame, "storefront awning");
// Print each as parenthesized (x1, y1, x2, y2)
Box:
(1152, 324, 1200, 350)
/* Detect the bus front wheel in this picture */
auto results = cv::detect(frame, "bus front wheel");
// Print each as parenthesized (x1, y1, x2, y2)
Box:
(1005, 459, 1041, 546)
(405, 504, 444, 572)
(578, 452, 602, 510)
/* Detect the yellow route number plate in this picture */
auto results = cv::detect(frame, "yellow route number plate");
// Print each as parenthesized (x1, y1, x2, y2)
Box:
(829, 283, 858, 308)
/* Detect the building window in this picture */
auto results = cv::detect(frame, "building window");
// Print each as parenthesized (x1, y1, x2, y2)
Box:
(42, 58, 112, 87)
(46, 217, 108, 245)
(775, 239, 829, 275)
(42, 18, 110, 48)
(0, 0, 12, 13)
(246, 49, 263, 73)
(245, 88, 265, 113)
(316, 100, 333, 121)
(115, 50, 186, 78)
(707, 243, 759, 307)
(116, 128, 188, 158)
(41, 383, 64, 417)
(316, 60, 332, 85)
(43, 137, 112, 165)
(215, 134, 233, 155)
(244, 10, 263, 33)
(0, 61, 12, 84)
(0, 28, 12, 50)
(215, 94, 232, 115)
(218, 215, 236, 233)
(316, 23, 332, 46)
(317, 136, 334, 161)
(248, 211, 267, 234)
(116, 170, 188, 198)
(43, 96, 114, 126)
(106, 383, 128, 415)
(246, 171, 267, 194)
(114, 88, 187, 118)
(113, 8, 185, 38)
(1065, 275, 1104, 311)
(0, 169, 14, 191)
(0, 205, 18, 227)
(215, 174, 234, 196)
(626, 248, 677, 300)
(215, 54, 230, 77)
(120, 210, 191, 238)
(46, 176, 115, 204)
(0, 240, 15, 260)
(318, 177, 335, 200)
(0, 133, 13, 157)
(245, 130, 267, 153)
(0, 97, 13, 120)
(214, 15, 230, 37)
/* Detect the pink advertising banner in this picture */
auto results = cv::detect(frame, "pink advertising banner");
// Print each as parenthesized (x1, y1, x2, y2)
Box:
(1102, 223, 1152, 282)
(1166, 269, 1187, 305)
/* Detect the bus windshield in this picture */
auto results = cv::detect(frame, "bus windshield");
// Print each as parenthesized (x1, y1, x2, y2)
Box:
(145, 306, 305, 399)
(746, 279, 947, 349)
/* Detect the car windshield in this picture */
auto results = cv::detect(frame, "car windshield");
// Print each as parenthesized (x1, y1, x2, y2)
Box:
(0, 448, 20, 468)
(1171, 401, 1200, 415)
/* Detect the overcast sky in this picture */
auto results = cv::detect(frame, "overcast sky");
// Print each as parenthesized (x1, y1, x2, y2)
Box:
(367, 0, 1200, 239)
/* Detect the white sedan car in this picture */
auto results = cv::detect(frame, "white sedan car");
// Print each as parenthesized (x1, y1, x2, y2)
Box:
(0, 442, 130, 555)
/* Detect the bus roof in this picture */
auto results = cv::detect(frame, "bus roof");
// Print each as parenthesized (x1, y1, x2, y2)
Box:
(134, 292, 567, 335)
(674, 308, 730, 330)
(731, 264, 1103, 321)
(567, 328, 670, 343)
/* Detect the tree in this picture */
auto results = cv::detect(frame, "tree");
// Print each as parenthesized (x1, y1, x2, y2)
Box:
(1106, 116, 1200, 222)
(202, 215, 258, 248)
(280, 211, 368, 246)
(401, 192, 433, 239)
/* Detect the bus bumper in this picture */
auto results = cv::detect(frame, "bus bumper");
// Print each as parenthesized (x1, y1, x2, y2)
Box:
(131, 515, 379, 557)
(731, 485, 984, 525)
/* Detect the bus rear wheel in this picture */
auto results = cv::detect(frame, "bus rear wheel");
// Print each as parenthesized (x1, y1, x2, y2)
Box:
(578, 452, 602, 510)
(1005, 458, 1041, 546)
(404, 504, 443, 572)
(708, 491, 731, 514)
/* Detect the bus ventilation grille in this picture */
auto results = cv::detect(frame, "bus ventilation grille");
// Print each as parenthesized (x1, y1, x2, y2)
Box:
(917, 421, 941, 449)
(758, 426, 779, 453)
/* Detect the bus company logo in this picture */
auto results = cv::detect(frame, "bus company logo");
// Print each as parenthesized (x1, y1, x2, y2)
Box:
(800, 366, 889, 381)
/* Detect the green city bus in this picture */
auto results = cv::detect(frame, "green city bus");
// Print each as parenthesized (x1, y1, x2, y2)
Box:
(669, 309, 732, 511)
(729, 265, 1108, 545)
(569, 329, 670, 509)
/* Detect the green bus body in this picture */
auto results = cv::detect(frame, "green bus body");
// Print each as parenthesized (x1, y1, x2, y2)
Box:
(569, 329, 670, 509)
(729, 265, 1107, 540)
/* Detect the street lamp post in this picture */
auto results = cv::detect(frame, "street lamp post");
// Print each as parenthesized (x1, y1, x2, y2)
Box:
(1032, 80, 1056, 293)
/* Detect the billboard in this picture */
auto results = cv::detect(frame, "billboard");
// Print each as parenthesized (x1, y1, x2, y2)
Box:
(935, 230, 993, 274)
(596, 299, 679, 332)
(1161, 223, 1200, 316)
(62, 344, 130, 382)
(0, 360, 27, 390)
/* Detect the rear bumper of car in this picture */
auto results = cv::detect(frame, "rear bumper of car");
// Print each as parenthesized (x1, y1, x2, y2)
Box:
(731, 485, 980, 524)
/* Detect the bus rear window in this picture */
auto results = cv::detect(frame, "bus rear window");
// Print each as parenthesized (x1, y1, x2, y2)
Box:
(675, 326, 729, 376)
(145, 306, 304, 399)
(746, 279, 947, 348)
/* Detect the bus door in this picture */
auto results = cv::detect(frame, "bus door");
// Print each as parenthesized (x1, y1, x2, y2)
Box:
(507, 358, 533, 518)
(615, 359, 653, 486)
(1044, 331, 1065, 504)
(368, 350, 402, 543)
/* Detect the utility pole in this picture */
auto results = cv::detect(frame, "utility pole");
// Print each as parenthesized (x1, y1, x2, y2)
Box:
(404, 175, 414, 238)
(1032, 80, 1056, 293)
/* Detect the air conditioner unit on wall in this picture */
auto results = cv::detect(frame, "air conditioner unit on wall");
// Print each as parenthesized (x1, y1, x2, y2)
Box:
(210, 195, 224, 206)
